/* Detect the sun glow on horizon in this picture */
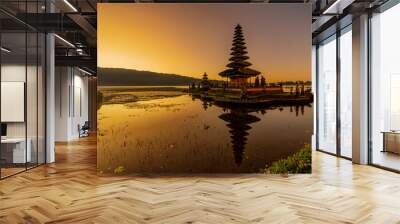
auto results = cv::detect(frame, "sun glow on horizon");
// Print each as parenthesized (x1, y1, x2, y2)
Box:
(98, 4, 311, 82)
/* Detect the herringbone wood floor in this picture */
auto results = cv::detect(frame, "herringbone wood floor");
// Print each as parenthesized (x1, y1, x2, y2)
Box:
(1, 136, 400, 224)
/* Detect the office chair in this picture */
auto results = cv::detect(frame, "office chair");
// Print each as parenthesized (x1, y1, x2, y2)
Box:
(79, 121, 90, 138)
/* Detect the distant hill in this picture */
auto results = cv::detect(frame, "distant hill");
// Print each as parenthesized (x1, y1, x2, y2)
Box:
(98, 67, 201, 86)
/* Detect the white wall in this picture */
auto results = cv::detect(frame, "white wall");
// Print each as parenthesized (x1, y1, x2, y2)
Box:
(1, 82, 25, 122)
(55, 67, 89, 141)
(1, 63, 46, 164)
(55, 66, 70, 141)
(1, 64, 36, 138)
(1, 65, 26, 140)
(1, 64, 26, 81)
(72, 72, 89, 138)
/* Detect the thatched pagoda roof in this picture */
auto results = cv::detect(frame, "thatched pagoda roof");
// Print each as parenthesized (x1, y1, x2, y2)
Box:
(219, 68, 261, 79)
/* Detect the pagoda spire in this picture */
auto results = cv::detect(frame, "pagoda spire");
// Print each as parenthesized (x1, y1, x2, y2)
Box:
(201, 72, 210, 90)
(219, 24, 260, 87)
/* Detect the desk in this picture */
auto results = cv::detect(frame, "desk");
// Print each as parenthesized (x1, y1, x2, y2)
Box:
(382, 131, 400, 154)
(1, 138, 31, 163)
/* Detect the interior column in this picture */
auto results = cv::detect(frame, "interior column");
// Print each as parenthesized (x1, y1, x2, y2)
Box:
(352, 14, 369, 164)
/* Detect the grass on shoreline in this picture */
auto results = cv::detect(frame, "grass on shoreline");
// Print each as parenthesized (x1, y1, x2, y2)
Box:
(260, 143, 312, 175)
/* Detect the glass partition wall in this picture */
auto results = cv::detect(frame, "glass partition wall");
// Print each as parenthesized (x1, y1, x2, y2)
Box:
(0, 3, 46, 179)
(316, 26, 352, 159)
(370, 3, 400, 171)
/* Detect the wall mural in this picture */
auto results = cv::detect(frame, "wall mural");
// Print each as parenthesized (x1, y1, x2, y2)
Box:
(97, 3, 313, 174)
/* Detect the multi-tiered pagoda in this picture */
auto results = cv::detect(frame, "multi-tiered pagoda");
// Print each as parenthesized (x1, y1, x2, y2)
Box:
(219, 24, 261, 88)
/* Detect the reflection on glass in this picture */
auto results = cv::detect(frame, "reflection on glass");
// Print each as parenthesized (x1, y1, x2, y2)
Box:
(0, 3, 46, 178)
(1, 31, 27, 177)
(371, 3, 400, 171)
(317, 36, 337, 154)
(340, 28, 352, 158)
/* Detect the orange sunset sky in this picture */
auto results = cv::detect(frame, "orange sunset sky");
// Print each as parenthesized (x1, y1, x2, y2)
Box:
(98, 4, 311, 82)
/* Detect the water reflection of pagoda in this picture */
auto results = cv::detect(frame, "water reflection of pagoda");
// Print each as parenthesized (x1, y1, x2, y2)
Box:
(194, 94, 311, 167)
(219, 109, 260, 166)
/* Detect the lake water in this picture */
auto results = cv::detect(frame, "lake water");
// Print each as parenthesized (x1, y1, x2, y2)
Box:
(97, 87, 313, 173)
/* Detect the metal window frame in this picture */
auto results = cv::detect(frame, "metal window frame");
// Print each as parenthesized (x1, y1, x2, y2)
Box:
(315, 23, 353, 161)
(315, 0, 400, 173)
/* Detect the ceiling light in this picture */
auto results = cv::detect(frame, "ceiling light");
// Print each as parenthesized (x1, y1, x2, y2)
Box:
(1, 47, 11, 53)
(63, 0, 78, 12)
(54, 34, 75, 48)
(322, 0, 354, 15)
(78, 67, 93, 76)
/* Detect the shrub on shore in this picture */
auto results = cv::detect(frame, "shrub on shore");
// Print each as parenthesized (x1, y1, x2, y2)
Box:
(261, 143, 311, 175)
